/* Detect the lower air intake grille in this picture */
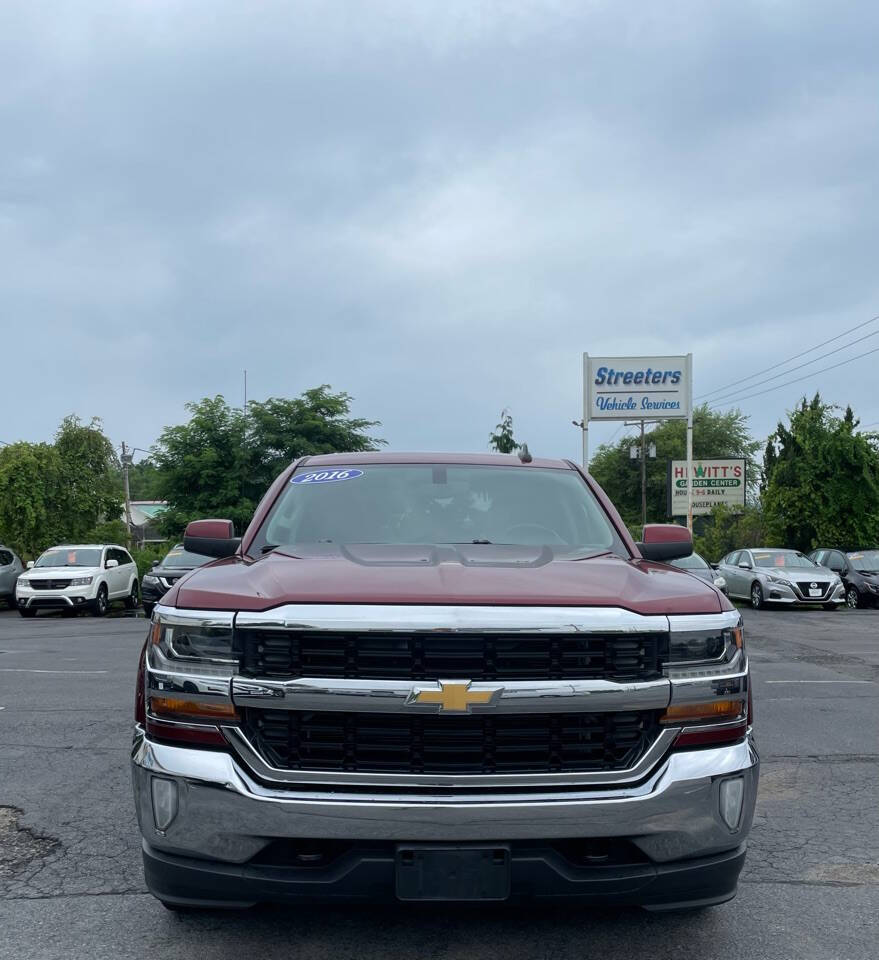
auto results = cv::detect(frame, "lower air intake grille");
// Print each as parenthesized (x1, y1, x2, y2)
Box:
(242, 709, 662, 775)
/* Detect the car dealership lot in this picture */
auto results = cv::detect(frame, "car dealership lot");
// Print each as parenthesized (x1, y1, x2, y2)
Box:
(1, 607, 877, 960)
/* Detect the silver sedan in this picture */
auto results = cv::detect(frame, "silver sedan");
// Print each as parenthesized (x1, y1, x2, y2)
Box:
(717, 547, 844, 610)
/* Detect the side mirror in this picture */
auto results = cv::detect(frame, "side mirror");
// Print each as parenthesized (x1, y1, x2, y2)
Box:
(636, 524, 692, 562)
(27, 560, 35, 569)
(738, 561, 751, 569)
(183, 519, 240, 559)
(106, 558, 119, 569)
(151, 560, 159, 569)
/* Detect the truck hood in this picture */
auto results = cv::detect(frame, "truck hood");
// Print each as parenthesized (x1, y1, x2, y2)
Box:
(168, 543, 727, 615)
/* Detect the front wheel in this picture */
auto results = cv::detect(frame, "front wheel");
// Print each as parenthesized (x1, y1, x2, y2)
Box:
(750, 582, 764, 610)
(845, 586, 860, 609)
(125, 579, 140, 610)
(91, 584, 109, 617)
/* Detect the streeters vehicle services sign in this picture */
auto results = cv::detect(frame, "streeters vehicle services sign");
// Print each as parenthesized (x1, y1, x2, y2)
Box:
(668, 458, 746, 517)
(585, 356, 690, 421)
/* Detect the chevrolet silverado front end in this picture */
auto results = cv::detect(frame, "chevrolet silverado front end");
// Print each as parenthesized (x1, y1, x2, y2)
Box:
(131, 453, 758, 910)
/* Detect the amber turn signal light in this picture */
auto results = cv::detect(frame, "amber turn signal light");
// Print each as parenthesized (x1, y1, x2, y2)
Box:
(660, 700, 743, 725)
(149, 696, 239, 721)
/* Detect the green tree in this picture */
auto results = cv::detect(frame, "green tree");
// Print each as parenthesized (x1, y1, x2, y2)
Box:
(0, 442, 65, 557)
(153, 387, 384, 537)
(763, 394, 879, 550)
(693, 504, 768, 563)
(126, 458, 163, 500)
(0, 416, 121, 557)
(54, 415, 122, 543)
(589, 405, 760, 526)
(488, 409, 520, 454)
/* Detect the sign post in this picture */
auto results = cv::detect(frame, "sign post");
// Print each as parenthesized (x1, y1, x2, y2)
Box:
(582, 353, 694, 531)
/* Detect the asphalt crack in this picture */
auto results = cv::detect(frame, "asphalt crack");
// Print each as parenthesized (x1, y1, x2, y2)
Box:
(0, 807, 62, 882)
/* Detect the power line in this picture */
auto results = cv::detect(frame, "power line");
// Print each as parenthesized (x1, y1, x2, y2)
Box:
(695, 313, 879, 401)
(705, 326, 879, 407)
(710, 343, 879, 409)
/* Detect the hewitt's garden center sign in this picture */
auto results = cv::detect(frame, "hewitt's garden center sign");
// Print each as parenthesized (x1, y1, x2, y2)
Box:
(668, 458, 746, 518)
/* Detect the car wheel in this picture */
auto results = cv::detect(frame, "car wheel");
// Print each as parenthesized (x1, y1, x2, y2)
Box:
(18, 606, 36, 618)
(845, 586, 860, 609)
(91, 584, 109, 617)
(125, 579, 140, 610)
(750, 582, 764, 610)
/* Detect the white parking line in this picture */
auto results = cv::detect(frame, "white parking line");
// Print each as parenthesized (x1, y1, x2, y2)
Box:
(0, 668, 108, 675)
(764, 680, 871, 684)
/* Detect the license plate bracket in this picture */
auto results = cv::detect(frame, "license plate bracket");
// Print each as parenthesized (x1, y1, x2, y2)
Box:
(395, 844, 511, 901)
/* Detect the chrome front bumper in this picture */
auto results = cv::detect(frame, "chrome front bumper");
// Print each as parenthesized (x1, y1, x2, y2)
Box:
(131, 729, 759, 866)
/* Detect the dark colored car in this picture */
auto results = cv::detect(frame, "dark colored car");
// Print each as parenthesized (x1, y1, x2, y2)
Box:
(669, 552, 728, 595)
(808, 548, 879, 609)
(140, 544, 212, 617)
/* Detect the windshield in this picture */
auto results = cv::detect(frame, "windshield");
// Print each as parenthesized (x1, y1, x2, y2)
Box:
(753, 551, 815, 569)
(36, 548, 102, 568)
(254, 464, 627, 555)
(161, 547, 211, 569)
(847, 550, 879, 573)
(670, 553, 709, 570)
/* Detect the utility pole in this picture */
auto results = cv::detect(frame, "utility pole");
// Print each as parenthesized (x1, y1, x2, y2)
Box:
(640, 420, 647, 527)
(121, 441, 133, 542)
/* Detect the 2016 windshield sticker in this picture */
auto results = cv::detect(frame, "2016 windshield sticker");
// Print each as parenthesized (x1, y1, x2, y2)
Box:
(291, 469, 364, 485)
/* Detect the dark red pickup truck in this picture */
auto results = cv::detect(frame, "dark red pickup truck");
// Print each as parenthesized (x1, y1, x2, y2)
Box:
(132, 452, 757, 911)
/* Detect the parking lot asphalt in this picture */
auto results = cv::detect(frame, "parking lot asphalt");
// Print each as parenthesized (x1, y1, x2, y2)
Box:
(1, 604, 878, 960)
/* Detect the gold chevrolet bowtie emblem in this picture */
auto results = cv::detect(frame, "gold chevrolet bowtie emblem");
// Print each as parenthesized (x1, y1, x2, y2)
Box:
(407, 679, 503, 714)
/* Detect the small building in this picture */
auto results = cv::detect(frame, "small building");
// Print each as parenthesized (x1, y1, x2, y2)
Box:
(125, 501, 168, 547)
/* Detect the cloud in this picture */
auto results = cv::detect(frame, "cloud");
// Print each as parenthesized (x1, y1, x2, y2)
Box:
(1, 0, 878, 460)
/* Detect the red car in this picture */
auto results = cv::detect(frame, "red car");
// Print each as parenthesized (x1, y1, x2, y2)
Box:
(132, 452, 757, 911)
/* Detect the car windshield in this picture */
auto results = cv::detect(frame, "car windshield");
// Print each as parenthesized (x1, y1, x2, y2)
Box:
(254, 464, 627, 555)
(161, 547, 211, 569)
(35, 548, 102, 568)
(670, 553, 709, 570)
(847, 550, 879, 573)
(753, 551, 815, 569)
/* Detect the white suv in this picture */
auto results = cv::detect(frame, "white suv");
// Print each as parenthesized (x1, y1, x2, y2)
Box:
(16, 544, 140, 618)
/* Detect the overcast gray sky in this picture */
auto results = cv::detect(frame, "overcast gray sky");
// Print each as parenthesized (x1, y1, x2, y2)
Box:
(3, 0, 879, 462)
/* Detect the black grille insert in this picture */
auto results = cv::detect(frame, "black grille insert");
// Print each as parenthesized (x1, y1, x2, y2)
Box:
(31, 579, 72, 590)
(239, 630, 668, 683)
(243, 709, 662, 775)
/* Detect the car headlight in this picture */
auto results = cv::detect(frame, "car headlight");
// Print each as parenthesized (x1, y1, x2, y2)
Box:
(149, 608, 236, 664)
(70, 576, 93, 586)
(766, 574, 791, 586)
(16, 578, 29, 587)
(665, 615, 744, 678)
(142, 575, 160, 585)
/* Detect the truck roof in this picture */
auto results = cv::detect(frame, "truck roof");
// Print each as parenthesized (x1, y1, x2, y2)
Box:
(301, 451, 573, 470)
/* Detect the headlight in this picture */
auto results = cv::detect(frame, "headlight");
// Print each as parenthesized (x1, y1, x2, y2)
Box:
(16, 578, 29, 587)
(766, 574, 790, 586)
(149, 608, 236, 664)
(142, 575, 160, 585)
(70, 576, 93, 586)
(665, 615, 744, 679)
